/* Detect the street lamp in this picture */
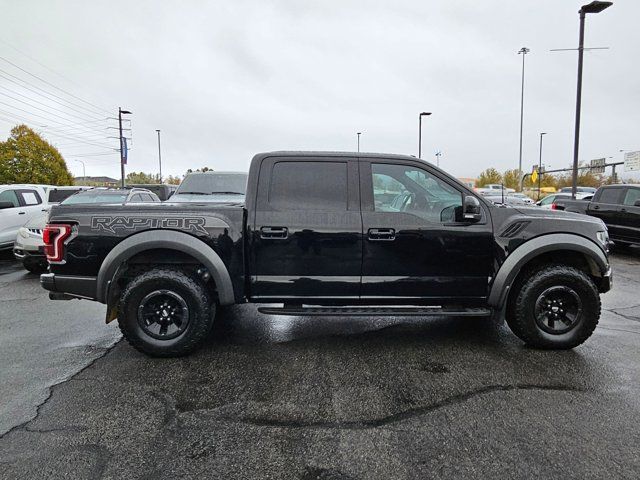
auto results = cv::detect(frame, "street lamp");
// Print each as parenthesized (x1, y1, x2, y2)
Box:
(74, 159, 86, 180)
(418, 112, 431, 159)
(118, 107, 132, 188)
(156, 129, 162, 182)
(357, 132, 361, 152)
(517, 47, 530, 191)
(570, 1, 613, 199)
(538, 132, 547, 200)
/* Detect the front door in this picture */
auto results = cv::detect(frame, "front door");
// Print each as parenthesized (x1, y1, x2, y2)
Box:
(359, 160, 494, 304)
(250, 156, 362, 302)
(589, 187, 624, 238)
(618, 187, 640, 243)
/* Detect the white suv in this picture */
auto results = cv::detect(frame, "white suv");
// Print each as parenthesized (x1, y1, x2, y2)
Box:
(0, 184, 49, 251)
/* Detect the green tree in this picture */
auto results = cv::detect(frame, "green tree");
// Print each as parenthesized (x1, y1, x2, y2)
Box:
(126, 172, 161, 184)
(185, 167, 212, 175)
(165, 175, 181, 185)
(476, 168, 502, 187)
(0, 124, 73, 185)
(502, 169, 521, 190)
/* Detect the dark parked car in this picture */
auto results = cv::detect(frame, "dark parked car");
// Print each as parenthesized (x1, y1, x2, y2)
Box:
(554, 184, 640, 247)
(41, 151, 612, 357)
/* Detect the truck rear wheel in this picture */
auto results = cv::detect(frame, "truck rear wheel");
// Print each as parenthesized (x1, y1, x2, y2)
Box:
(118, 268, 215, 357)
(506, 265, 600, 349)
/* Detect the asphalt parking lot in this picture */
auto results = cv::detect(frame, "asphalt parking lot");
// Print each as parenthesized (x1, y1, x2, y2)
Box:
(1, 250, 639, 479)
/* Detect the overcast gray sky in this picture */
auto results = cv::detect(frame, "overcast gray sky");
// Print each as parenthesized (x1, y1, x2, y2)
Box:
(1, 0, 638, 181)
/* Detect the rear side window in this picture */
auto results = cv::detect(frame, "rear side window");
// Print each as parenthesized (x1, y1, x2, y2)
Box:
(0, 189, 20, 207)
(597, 188, 622, 204)
(269, 161, 348, 211)
(623, 188, 640, 206)
(18, 190, 42, 205)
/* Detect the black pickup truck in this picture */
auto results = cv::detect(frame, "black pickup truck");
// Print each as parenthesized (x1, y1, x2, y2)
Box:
(41, 151, 612, 357)
(554, 184, 640, 247)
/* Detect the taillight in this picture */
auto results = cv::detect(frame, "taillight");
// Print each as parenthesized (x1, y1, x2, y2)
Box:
(43, 224, 74, 263)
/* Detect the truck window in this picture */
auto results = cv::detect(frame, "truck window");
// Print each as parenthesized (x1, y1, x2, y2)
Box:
(269, 161, 348, 211)
(623, 188, 640, 206)
(371, 163, 462, 223)
(597, 188, 622, 204)
(18, 190, 42, 205)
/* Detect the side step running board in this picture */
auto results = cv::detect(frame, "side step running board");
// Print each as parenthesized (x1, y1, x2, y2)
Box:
(257, 306, 492, 317)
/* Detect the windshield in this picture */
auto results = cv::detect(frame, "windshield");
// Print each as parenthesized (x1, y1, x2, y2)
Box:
(61, 192, 128, 204)
(176, 173, 248, 195)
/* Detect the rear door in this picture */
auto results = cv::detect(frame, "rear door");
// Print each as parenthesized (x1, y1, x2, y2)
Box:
(618, 187, 640, 243)
(250, 156, 362, 301)
(588, 187, 625, 237)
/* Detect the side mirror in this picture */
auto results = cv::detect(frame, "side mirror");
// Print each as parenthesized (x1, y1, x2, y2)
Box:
(634, 200, 640, 207)
(463, 195, 482, 222)
(0, 201, 15, 210)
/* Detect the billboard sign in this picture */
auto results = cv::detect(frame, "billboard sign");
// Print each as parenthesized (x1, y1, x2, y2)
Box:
(590, 158, 605, 174)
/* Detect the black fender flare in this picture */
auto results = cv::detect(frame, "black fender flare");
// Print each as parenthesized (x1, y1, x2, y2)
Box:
(96, 230, 235, 305)
(487, 233, 608, 308)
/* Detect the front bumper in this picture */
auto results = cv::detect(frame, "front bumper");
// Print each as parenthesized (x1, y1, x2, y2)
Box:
(599, 267, 613, 293)
(40, 273, 98, 300)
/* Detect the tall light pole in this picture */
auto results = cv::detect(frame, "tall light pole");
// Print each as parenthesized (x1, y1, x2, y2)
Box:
(156, 129, 162, 182)
(517, 47, 530, 191)
(538, 132, 547, 200)
(74, 159, 85, 180)
(357, 132, 361, 152)
(435, 151, 442, 167)
(118, 107, 132, 188)
(418, 112, 432, 159)
(570, 1, 612, 199)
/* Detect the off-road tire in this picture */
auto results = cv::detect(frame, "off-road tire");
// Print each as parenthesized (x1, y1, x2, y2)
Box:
(118, 268, 215, 357)
(506, 265, 600, 349)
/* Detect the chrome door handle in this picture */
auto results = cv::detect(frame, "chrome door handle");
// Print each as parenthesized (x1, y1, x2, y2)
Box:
(260, 226, 288, 239)
(368, 228, 396, 241)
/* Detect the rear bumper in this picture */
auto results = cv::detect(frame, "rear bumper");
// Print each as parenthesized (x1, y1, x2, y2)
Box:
(40, 273, 98, 300)
(13, 246, 45, 261)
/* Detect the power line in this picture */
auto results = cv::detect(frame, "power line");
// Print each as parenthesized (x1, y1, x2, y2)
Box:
(0, 69, 106, 120)
(0, 88, 112, 132)
(0, 83, 104, 123)
(0, 55, 112, 115)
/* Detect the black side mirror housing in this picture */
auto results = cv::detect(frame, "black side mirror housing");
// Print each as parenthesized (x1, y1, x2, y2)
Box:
(634, 200, 640, 207)
(463, 195, 482, 222)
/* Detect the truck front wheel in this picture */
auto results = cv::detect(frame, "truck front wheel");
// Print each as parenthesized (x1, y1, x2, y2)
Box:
(506, 265, 600, 349)
(118, 268, 215, 357)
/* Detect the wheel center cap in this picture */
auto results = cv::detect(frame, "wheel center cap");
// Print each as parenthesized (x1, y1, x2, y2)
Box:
(551, 306, 559, 313)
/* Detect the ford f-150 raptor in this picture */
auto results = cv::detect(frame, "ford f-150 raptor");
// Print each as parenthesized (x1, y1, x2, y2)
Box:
(40, 151, 612, 357)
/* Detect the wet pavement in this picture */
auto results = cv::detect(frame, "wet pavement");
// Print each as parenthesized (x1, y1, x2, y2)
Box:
(0, 249, 639, 479)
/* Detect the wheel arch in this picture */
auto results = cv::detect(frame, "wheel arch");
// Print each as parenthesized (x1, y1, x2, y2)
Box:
(488, 233, 608, 309)
(96, 229, 235, 306)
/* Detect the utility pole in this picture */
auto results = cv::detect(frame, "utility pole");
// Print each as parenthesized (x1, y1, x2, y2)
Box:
(435, 151, 442, 167)
(517, 47, 530, 191)
(418, 112, 431, 159)
(156, 129, 162, 182)
(357, 132, 361, 152)
(118, 107, 132, 188)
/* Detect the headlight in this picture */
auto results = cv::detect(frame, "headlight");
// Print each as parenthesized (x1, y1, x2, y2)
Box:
(596, 231, 609, 246)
